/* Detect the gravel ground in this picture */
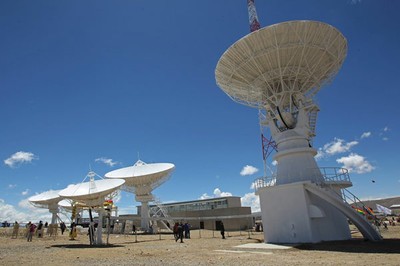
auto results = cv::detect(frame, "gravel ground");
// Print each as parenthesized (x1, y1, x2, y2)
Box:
(1, 226, 399, 265)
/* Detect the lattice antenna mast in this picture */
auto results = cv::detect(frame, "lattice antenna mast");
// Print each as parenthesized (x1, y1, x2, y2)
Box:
(247, 0, 261, 32)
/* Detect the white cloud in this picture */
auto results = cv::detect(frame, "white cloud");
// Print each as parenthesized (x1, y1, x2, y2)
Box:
(21, 189, 29, 196)
(241, 192, 260, 213)
(95, 157, 119, 167)
(213, 188, 233, 197)
(316, 138, 358, 159)
(199, 188, 232, 200)
(324, 138, 358, 155)
(240, 165, 259, 176)
(199, 193, 211, 200)
(0, 198, 51, 223)
(315, 148, 325, 160)
(4, 151, 38, 168)
(383, 126, 389, 132)
(361, 132, 371, 139)
(8, 184, 17, 189)
(336, 153, 375, 174)
(382, 137, 389, 141)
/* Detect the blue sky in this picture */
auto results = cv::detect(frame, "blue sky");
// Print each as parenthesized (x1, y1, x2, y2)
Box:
(1, 0, 399, 222)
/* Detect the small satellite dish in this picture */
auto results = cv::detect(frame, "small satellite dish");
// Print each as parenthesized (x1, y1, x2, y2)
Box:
(105, 160, 175, 230)
(29, 190, 62, 225)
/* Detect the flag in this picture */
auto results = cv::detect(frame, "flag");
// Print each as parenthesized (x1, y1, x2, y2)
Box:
(376, 204, 392, 215)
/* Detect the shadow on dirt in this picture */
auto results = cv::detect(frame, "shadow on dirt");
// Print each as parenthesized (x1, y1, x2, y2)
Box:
(51, 244, 124, 249)
(296, 239, 400, 254)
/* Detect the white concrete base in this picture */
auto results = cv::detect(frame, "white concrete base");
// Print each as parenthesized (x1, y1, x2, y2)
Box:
(258, 181, 351, 243)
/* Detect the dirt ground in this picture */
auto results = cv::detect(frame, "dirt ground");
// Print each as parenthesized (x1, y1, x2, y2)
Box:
(0, 225, 399, 266)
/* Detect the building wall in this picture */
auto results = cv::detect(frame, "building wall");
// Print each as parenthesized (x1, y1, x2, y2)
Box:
(118, 197, 252, 232)
(169, 206, 252, 230)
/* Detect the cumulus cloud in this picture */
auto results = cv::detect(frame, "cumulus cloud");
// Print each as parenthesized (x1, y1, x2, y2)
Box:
(21, 189, 29, 196)
(199, 188, 232, 200)
(240, 165, 259, 176)
(0, 198, 51, 222)
(95, 157, 119, 167)
(316, 138, 358, 159)
(361, 132, 371, 139)
(199, 193, 211, 200)
(241, 192, 260, 213)
(336, 153, 375, 174)
(324, 138, 358, 155)
(4, 151, 38, 168)
(213, 188, 233, 197)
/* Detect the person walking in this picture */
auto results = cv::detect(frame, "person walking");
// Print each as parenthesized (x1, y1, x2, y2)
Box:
(220, 222, 225, 239)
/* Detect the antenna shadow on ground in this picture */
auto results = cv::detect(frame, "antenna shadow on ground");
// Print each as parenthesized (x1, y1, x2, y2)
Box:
(295, 239, 400, 254)
(51, 244, 124, 249)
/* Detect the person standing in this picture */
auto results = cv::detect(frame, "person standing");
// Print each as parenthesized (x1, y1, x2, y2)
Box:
(27, 222, 36, 242)
(60, 222, 66, 235)
(69, 222, 77, 240)
(11, 221, 19, 238)
(37, 221, 43, 238)
(173, 222, 179, 241)
(177, 222, 184, 243)
(220, 222, 225, 239)
(184, 222, 190, 239)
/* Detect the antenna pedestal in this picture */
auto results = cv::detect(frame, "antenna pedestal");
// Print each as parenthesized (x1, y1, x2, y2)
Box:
(258, 182, 351, 243)
(48, 203, 59, 225)
(136, 194, 154, 231)
(272, 130, 323, 185)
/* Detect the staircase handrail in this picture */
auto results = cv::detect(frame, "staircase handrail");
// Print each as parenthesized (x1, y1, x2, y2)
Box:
(318, 175, 381, 236)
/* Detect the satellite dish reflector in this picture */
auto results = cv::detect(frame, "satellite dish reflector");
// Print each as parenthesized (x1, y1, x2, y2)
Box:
(105, 160, 175, 193)
(29, 190, 62, 206)
(59, 179, 125, 205)
(215, 20, 347, 110)
(105, 160, 175, 231)
(29, 190, 62, 224)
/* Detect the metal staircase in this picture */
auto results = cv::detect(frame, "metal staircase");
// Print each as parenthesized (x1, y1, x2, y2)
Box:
(304, 182, 382, 241)
(149, 198, 174, 232)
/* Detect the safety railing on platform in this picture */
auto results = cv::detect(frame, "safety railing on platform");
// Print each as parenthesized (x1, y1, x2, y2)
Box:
(253, 167, 351, 191)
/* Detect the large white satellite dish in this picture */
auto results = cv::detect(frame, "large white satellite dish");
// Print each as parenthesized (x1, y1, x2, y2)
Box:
(105, 160, 175, 231)
(59, 171, 125, 245)
(29, 190, 62, 225)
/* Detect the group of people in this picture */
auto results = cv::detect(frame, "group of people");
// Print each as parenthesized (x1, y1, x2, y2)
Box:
(173, 222, 191, 243)
(10, 220, 70, 241)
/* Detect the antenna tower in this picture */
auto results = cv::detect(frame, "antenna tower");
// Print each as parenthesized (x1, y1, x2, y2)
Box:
(247, 0, 261, 32)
